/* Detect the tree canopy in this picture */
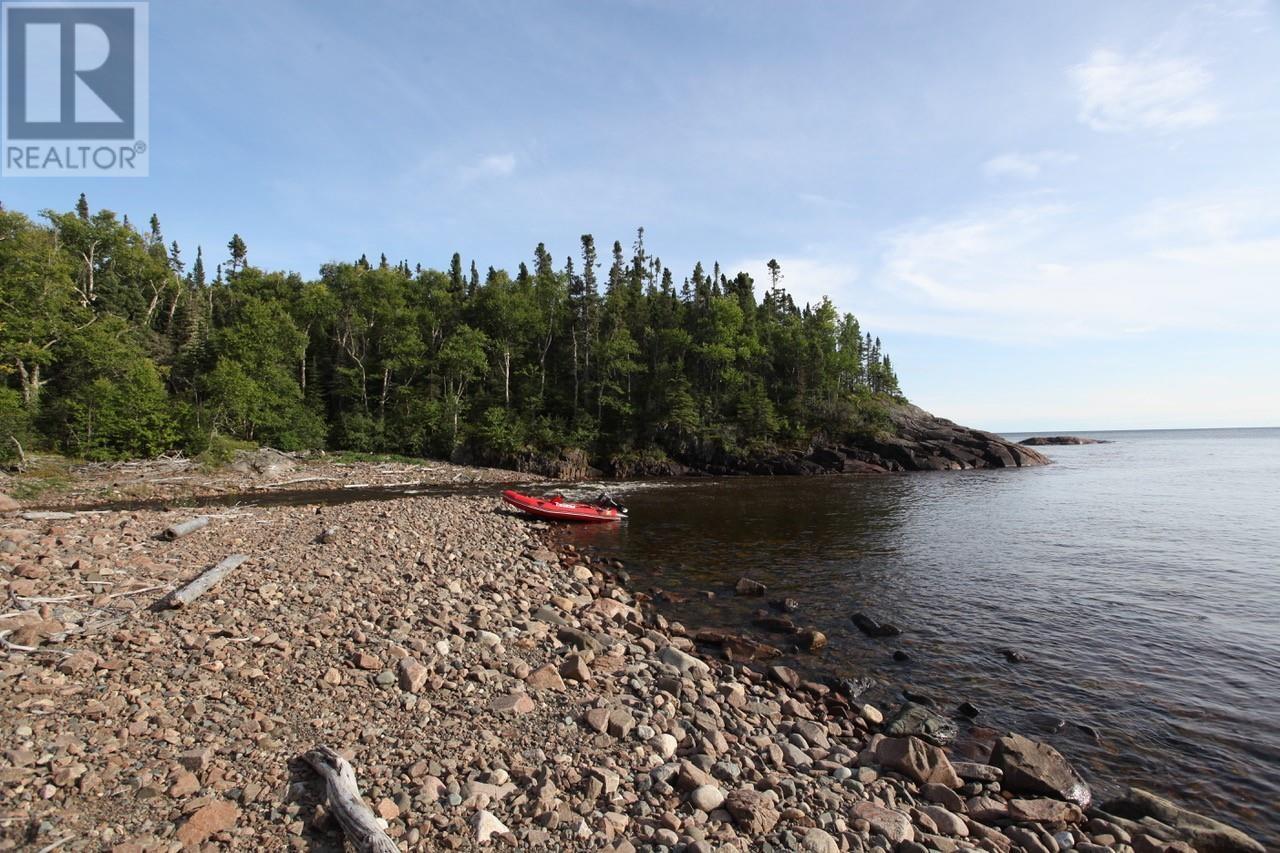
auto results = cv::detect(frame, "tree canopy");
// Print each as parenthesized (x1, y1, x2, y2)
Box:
(0, 199, 903, 466)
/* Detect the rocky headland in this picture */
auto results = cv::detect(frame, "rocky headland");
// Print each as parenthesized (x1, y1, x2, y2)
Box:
(470, 403, 1052, 479)
(0, 466, 1264, 852)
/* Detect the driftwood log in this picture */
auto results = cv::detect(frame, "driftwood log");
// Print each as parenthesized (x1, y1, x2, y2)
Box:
(303, 746, 397, 853)
(165, 555, 248, 608)
(162, 516, 210, 540)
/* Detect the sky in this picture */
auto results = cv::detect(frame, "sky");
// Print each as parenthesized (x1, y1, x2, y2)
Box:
(2, 0, 1278, 431)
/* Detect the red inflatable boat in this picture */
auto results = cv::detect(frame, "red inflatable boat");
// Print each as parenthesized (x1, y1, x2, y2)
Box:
(501, 489, 626, 523)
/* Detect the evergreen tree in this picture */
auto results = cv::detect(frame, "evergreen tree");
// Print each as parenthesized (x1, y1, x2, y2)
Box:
(0, 201, 908, 464)
(227, 234, 247, 273)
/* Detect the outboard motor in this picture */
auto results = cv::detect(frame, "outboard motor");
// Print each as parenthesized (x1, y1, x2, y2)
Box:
(595, 492, 628, 516)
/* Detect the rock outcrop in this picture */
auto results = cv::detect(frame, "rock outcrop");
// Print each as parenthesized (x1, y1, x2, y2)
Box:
(1100, 787, 1266, 853)
(663, 402, 1051, 476)
(1019, 435, 1109, 446)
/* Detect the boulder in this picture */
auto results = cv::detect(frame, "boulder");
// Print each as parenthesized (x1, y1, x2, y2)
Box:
(1009, 798, 1084, 824)
(884, 701, 958, 746)
(658, 644, 708, 676)
(800, 828, 841, 853)
(229, 447, 296, 476)
(873, 736, 961, 788)
(991, 733, 1091, 807)
(851, 800, 914, 844)
(0, 493, 19, 513)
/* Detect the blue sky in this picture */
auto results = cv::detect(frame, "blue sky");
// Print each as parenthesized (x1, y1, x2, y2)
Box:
(3, 0, 1278, 431)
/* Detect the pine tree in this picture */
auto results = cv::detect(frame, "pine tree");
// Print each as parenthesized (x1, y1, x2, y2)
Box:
(76, 193, 90, 220)
(227, 234, 247, 273)
(449, 253, 464, 293)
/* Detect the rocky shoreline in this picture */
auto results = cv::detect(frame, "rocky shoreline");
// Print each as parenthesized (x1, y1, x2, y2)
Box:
(471, 403, 1052, 479)
(0, 471, 1265, 852)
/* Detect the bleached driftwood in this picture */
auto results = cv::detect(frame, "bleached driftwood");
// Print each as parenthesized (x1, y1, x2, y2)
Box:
(302, 746, 397, 853)
(165, 555, 247, 608)
(21, 511, 77, 521)
(261, 476, 339, 489)
(162, 516, 209, 540)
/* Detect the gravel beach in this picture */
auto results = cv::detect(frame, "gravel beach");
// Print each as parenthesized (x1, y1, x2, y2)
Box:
(0, 462, 1265, 852)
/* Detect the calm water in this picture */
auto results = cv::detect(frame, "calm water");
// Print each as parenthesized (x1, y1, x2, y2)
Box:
(560, 429, 1280, 845)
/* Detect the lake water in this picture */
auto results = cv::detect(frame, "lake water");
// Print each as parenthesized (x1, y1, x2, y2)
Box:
(560, 428, 1280, 846)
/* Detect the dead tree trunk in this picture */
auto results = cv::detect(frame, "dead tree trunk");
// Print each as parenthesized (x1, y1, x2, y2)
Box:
(162, 516, 209, 540)
(165, 554, 247, 608)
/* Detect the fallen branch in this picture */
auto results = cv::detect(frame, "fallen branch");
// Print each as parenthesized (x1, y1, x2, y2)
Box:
(164, 555, 248, 608)
(16, 593, 91, 603)
(107, 583, 170, 600)
(162, 516, 210, 540)
(261, 476, 339, 488)
(0, 630, 37, 652)
(302, 746, 397, 853)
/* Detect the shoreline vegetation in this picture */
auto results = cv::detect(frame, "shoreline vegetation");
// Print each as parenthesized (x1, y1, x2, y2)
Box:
(0, 460, 1267, 852)
(1, 196, 1047, 482)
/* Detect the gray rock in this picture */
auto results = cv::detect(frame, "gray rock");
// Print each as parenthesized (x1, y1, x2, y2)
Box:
(688, 784, 725, 812)
(883, 701, 958, 746)
(658, 644, 709, 676)
(1100, 787, 1265, 853)
(991, 733, 1091, 808)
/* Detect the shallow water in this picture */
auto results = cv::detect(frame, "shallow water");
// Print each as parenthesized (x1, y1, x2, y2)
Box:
(560, 429, 1280, 845)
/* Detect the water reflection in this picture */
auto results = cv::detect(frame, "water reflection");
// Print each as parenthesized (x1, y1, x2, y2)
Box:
(563, 431, 1280, 847)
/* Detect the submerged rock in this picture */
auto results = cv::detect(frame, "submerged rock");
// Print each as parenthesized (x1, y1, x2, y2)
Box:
(851, 612, 902, 637)
(884, 701, 958, 746)
(1101, 787, 1265, 853)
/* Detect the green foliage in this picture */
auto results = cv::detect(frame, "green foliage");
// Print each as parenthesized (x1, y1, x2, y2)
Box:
(197, 434, 257, 468)
(0, 387, 34, 466)
(0, 200, 908, 467)
(59, 360, 179, 460)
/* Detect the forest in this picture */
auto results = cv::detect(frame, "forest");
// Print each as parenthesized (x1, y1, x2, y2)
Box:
(0, 195, 903, 471)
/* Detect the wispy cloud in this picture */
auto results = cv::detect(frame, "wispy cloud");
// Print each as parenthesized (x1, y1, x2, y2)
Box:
(983, 151, 1077, 180)
(1070, 48, 1219, 132)
(460, 153, 517, 181)
(797, 192, 856, 210)
(869, 195, 1280, 341)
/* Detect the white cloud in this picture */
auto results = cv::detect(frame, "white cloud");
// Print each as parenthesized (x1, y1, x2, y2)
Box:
(797, 192, 856, 210)
(727, 256, 859, 311)
(461, 153, 516, 180)
(982, 150, 1076, 180)
(868, 195, 1280, 341)
(1070, 49, 1218, 132)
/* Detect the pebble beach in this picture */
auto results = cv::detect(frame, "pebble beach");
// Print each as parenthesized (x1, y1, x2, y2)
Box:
(0, 459, 1266, 852)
